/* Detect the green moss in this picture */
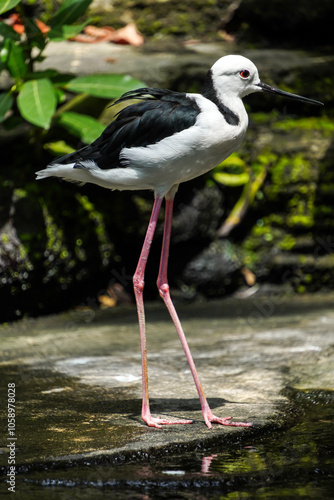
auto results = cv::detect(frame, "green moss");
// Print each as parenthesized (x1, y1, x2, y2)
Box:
(243, 219, 285, 256)
(95, 0, 228, 40)
(274, 116, 334, 133)
(267, 214, 285, 226)
(241, 245, 263, 269)
(13, 188, 27, 200)
(278, 235, 296, 251)
(270, 154, 314, 186)
(298, 255, 309, 265)
(287, 214, 314, 228)
(316, 204, 334, 215)
(75, 194, 114, 266)
(318, 183, 334, 195)
(42, 204, 67, 256)
(249, 112, 272, 124)
(285, 186, 316, 229)
(1, 233, 9, 244)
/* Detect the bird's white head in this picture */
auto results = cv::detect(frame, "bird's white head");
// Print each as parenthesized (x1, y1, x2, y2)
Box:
(209, 54, 323, 105)
(211, 55, 260, 99)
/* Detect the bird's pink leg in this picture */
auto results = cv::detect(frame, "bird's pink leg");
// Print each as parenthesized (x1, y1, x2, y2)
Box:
(133, 196, 192, 428)
(157, 195, 252, 429)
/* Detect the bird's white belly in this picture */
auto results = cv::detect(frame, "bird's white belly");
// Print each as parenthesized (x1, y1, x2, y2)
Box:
(120, 119, 246, 196)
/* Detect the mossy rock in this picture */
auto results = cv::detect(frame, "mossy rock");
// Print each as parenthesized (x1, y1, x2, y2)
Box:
(90, 0, 232, 41)
(237, 117, 334, 293)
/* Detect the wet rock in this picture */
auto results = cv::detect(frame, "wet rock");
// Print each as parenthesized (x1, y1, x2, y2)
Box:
(0, 295, 333, 469)
(238, 131, 334, 293)
(171, 184, 224, 243)
(182, 239, 242, 297)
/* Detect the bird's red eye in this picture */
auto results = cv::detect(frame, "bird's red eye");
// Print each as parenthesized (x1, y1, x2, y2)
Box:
(240, 70, 250, 79)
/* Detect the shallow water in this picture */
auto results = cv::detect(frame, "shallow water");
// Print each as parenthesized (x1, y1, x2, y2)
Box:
(4, 388, 333, 499)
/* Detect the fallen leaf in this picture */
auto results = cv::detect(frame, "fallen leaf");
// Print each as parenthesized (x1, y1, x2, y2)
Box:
(218, 30, 235, 43)
(240, 266, 256, 286)
(110, 22, 144, 46)
(36, 19, 50, 34)
(7, 13, 24, 34)
(98, 294, 117, 308)
(72, 33, 101, 43)
(75, 22, 144, 46)
(84, 25, 115, 41)
(5, 14, 50, 34)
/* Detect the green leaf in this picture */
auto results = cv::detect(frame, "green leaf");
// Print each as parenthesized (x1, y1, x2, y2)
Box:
(0, 39, 10, 65)
(50, 0, 93, 28)
(215, 154, 247, 170)
(27, 70, 75, 88)
(48, 20, 89, 41)
(213, 172, 250, 187)
(0, 92, 14, 122)
(26, 69, 62, 81)
(0, 0, 21, 15)
(66, 74, 146, 99)
(23, 18, 46, 51)
(6, 39, 27, 80)
(54, 87, 66, 104)
(56, 111, 105, 143)
(17, 79, 57, 129)
(44, 140, 75, 156)
(0, 22, 21, 42)
(2, 115, 22, 130)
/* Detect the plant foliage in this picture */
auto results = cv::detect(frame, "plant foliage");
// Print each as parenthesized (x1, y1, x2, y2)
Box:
(0, 0, 144, 151)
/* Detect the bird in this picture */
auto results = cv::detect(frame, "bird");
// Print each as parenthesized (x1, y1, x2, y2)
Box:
(36, 55, 323, 429)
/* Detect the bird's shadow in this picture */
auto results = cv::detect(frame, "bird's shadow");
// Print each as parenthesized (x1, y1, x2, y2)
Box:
(103, 396, 247, 422)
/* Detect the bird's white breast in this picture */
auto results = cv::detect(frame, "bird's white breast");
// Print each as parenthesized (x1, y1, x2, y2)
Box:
(116, 93, 248, 196)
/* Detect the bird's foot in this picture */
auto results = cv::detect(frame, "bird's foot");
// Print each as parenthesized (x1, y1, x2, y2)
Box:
(142, 413, 193, 429)
(203, 409, 252, 429)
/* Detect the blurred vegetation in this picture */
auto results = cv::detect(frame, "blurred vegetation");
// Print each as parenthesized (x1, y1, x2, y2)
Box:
(0, 0, 144, 143)
(0, 0, 145, 320)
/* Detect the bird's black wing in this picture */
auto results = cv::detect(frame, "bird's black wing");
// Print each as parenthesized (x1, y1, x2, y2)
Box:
(51, 88, 201, 169)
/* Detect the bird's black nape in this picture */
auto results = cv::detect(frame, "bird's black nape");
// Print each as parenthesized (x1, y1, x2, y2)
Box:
(201, 70, 240, 126)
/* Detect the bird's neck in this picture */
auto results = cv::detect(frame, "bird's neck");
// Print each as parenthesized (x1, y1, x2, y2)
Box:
(201, 70, 245, 127)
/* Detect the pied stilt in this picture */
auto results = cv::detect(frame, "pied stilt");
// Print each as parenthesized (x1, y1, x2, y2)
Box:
(36, 55, 323, 429)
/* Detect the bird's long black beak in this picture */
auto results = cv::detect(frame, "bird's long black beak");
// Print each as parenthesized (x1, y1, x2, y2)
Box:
(257, 82, 323, 106)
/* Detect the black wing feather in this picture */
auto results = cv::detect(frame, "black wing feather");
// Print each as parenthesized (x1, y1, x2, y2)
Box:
(51, 88, 201, 169)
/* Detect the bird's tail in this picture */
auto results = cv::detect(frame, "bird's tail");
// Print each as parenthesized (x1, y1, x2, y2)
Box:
(35, 163, 91, 186)
(36, 163, 73, 179)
